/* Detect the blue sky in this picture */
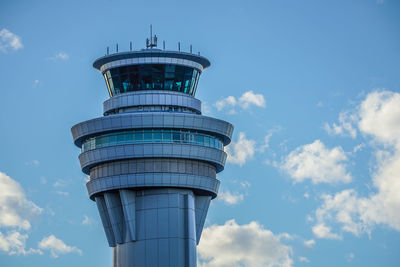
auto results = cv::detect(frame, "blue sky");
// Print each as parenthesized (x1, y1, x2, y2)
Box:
(1, 0, 400, 266)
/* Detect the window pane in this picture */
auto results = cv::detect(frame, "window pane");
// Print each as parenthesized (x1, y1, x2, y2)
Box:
(117, 133, 125, 144)
(126, 133, 134, 142)
(204, 136, 210, 146)
(197, 135, 204, 145)
(163, 131, 172, 140)
(109, 135, 116, 145)
(106, 65, 198, 95)
(153, 131, 162, 141)
(172, 131, 181, 143)
(134, 132, 143, 141)
(144, 131, 152, 141)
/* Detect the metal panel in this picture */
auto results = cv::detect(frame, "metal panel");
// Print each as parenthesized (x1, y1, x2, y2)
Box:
(119, 189, 136, 242)
(104, 192, 125, 244)
(71, 113, 233, 147)
(95, 196, 116, 247)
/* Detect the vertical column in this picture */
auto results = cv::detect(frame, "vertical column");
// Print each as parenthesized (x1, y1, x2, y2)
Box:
(104, 192, 126, 244)
(120, 189, 136, 242)
(95, 196, 116, 247)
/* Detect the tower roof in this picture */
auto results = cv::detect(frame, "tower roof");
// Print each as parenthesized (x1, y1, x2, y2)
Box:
(93, 49, 211, 71)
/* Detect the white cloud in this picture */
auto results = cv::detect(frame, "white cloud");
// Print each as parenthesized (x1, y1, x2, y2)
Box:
(303, 239, 315, 248)
(312, 91, 400, 238)
(38, 235, 82, 258)
(0, 171, 42, 230)
(324, 111, 357, 138)
(215, 96, 237, 112)
(198, 219, 293, 267)
(346, 252, 355, 262)
(353, 143, 365, 153)
(53, 191, 69, 196)
(48, 52, 69, 61)
(298, 256, 310, 263)
(312, 224, 341, 240)
(215, 91, 266, 114)
(240, 180, 251, 189)
(0, 172, 43, 256)
(82, 215, 93, 225)
(0, 231, 42, 256)
(259, 126, 282, 153)
(0, 28, 23, 53)
(53, 179, 66, 188)
(281, 140, 352, 184)
(201, 101, 212, 116)
(303, 192, 310, 199)
(259, 132, 273, 153)
(225, 132, 256, 166)
(358, 91, 400, 147)
(238, 90, 266, 109)
(218, 190, 244, 205)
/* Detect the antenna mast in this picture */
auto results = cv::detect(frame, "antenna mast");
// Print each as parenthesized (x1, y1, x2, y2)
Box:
(146, 24, 158, 49)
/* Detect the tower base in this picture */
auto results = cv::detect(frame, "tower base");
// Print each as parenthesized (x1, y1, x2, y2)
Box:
(94, 188, 211, 267)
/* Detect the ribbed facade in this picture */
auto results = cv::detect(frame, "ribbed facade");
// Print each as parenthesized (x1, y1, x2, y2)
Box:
(71, 47, 233, 267)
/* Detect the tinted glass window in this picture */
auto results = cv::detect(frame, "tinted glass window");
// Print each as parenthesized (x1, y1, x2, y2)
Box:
(104, 64, 201, 96)
(82, 129, 223, 153)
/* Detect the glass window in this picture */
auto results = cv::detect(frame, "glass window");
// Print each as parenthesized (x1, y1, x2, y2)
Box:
(197, 135, 204, 145)
(204, 136, 210, 147)
(143, 131, 152, 141)
(96, 136, 104, 148)
(134, 132, 143, 141)
(126, 133, 133, 142)
(82, 129, 223, 153)
(119, 66, 128, 74)
(104, 64, 201, 96)
(163, 131, 172, 140)
(117, 133, 125, 144)
(153, 131, 162, 142)
(109, 135, 116, 145)
(165, 65, 175, 72)
(172, 131, 181, 143)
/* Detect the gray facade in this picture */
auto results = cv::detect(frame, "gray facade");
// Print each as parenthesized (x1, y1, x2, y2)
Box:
(72, 44, 233, 267)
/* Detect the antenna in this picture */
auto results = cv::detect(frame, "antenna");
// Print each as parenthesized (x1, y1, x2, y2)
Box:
(130, 41, 132, 51)
(146, 24, 158, 49)
(116, 43, 118, 53)
(107, 46, 109, 55)
(178, 42, 180, 51)
(190, 45, 192, 53)
(163, 40, 165, 50)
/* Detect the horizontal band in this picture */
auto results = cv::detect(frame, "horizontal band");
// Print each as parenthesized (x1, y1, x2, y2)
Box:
(79, 143, 227, 174)
(99, 57, 204, 73)
(87, 173, 220, 200)
(93, 50, 210, 71)
(71, 113, 233, 147)
(90, 158, 216, 180)
(103, 91, 201, 115)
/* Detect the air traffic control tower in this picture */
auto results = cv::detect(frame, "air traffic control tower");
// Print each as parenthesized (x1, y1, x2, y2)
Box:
(71, 32, 233, 267)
